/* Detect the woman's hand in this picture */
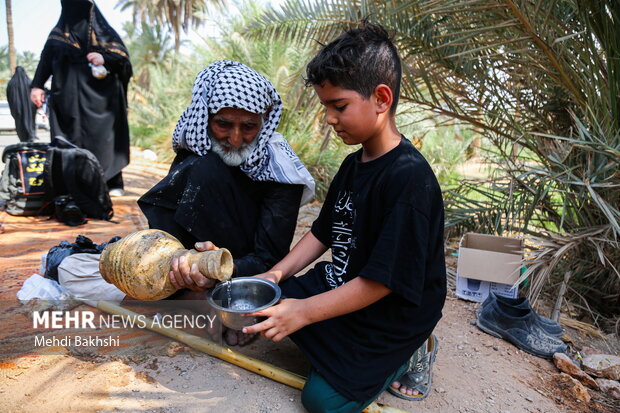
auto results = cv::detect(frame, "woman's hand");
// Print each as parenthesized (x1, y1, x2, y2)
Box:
(30, 88, 45, 107)
(242, 298, 310, 342)
(168, 241, 220, 291)
(86, 52, 105, 66)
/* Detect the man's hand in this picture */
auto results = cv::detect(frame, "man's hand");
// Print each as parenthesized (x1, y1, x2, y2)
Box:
(242, 298, 310, 342)
(86, 52, 105, 66)
(30, 88, 45, 107)
(168, 241, 220, 291)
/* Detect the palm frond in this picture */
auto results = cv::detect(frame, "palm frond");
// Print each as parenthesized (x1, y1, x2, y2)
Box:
(248, 0, 620, 320)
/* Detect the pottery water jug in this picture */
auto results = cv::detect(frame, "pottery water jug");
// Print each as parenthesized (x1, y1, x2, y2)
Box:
(99, 229, 233, 300)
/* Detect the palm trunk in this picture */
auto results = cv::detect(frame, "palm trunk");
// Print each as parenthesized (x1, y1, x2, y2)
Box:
(5, 0, 16, 74)
(174, 8, 181, 53)
(174, 31, 181, 53)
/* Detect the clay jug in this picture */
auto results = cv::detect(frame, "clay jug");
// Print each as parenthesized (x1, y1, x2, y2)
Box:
(99, 229, 233, 300)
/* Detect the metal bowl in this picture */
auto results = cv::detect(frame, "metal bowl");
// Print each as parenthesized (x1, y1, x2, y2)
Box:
(207, 277, 281, 330)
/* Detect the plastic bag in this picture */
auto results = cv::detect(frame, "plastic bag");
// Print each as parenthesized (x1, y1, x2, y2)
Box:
(16, 273, 68, 302)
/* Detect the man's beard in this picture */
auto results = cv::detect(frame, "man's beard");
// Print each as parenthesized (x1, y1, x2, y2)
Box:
(210, 137, 259, 167)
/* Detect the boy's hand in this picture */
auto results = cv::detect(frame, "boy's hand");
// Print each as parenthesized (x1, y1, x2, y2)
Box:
(242, 298, 310, 342)
(252, 270, 282, 285)
(168, 241, 219, 291)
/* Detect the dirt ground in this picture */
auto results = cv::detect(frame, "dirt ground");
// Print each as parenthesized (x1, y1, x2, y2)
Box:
(1, 149, 618, 413)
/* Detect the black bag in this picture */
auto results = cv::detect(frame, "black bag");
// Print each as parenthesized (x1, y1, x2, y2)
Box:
(54, 195, 87, 226)
(45, 137, 114, 221)
(44, 235, 121, 282)
(0, 142, 53, 216)
(0, 138, 114, 220)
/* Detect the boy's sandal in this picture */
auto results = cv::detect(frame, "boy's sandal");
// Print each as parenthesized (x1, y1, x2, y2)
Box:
(388, 334, 438, 401)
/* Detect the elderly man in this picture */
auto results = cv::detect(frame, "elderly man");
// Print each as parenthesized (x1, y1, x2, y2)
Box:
(138, 60, 315, 345)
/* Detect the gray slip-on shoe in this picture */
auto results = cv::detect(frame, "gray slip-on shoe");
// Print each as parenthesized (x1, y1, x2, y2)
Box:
(477, 298, 567, 359)
(478, 292, 564, 337)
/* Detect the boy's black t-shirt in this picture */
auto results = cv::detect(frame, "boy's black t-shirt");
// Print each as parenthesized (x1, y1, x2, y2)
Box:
(280, 137, 447, 401)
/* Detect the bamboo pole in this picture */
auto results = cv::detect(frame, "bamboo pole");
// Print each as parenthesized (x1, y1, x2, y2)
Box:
(95, 301, 410, 413)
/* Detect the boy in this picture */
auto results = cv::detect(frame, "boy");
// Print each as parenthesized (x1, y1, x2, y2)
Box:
(245, 23, 447, 411)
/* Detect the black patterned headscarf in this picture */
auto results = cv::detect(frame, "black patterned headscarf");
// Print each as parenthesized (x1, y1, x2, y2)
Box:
(172, 60, 315, 204)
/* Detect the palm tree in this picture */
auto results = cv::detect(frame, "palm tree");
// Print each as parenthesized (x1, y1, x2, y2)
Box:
(0, 45, 8, 72)
(16, 51, 38, 75)
(117, 0, 150, 26)
(117, 0, 219, 53)
(4, 0, 15, 74)
(123, 21, 174, 88)
(250, 1, 620, 323)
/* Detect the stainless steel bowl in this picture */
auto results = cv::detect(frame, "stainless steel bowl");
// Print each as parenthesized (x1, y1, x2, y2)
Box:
(207, 277, 281, 330)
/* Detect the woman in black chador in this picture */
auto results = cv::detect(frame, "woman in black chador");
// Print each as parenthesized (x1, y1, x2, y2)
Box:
(31, 0, 132, 194)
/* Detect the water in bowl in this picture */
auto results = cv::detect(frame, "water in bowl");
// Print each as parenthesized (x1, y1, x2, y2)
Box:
(229, 298, 256, 312)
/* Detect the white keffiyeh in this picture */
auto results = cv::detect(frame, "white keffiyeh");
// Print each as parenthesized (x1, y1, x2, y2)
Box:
(172, 60, 315, 204)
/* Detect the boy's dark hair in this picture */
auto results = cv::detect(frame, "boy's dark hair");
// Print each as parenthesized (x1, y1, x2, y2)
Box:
(305, 22, 402, 113)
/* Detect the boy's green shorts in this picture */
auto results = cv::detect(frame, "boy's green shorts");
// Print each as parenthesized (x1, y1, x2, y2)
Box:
(301, 361, 409, 413)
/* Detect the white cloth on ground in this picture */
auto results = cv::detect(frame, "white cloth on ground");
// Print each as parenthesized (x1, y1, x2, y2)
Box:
(58, 253, 126, 302)
(17, 273, 68, 301)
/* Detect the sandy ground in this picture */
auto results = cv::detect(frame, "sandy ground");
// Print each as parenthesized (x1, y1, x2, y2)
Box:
(1, 148, 618, 413)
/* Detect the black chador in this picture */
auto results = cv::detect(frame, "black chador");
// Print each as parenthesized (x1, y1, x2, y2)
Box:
(32, 0, 132, 188)
(7, 66, 37, 142)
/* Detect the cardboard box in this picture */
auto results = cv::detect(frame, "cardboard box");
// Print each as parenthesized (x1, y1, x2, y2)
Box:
(455, 233, 522, 302)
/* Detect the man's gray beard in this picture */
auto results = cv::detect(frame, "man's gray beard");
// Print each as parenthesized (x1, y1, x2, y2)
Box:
(211, 138, 258, 166)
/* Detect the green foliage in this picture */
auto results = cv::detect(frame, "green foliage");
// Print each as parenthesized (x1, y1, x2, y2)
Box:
(250, 0, 620, 322)
(0, 45, 8, 72)
(0, 46, 10, 99)
(126, 0, 349, 201)
(420, 129, 475, 187)
(117, 0, 219, 52)
(123, 21, 174, 88)
(0, 47, 38, 100)
(128, 58, 197, 158)
(16, 51, 38, 75)
(396, 106, 477, 187)
(279, 108, 351, 200)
